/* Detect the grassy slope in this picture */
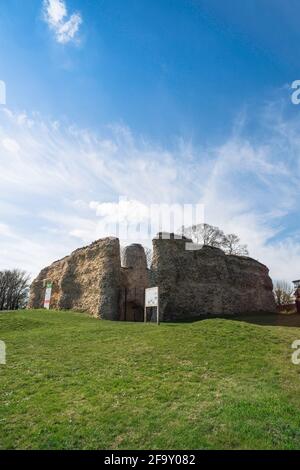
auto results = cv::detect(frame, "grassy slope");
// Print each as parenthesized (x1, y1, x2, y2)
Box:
(1, 309, 300, 450)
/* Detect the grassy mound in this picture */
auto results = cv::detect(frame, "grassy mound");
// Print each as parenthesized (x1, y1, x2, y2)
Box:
(1, 309, 300, 449)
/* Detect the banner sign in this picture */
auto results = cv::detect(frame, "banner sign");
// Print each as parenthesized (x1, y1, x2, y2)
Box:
(44, 282, 53, 310)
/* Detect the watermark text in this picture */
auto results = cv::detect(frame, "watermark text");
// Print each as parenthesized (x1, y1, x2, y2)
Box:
(0, 80, 6, 105)
(291, 339, 300, 365)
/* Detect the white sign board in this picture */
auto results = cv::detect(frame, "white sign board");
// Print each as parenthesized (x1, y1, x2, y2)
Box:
(145, 287, 159, 308)
(44, 282, 52, 310)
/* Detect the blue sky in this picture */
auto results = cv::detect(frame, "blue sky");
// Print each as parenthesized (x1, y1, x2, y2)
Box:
(1, 0, 298, 145)
(0, 0, 300, 280)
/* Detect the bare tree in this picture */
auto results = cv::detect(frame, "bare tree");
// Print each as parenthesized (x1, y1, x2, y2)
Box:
(0, 269, 30, 311)
(178, 223, 249, 255)
(222, 233, 249, 256)
(178, 223, 225, 247)
(273, 280, 294, 306)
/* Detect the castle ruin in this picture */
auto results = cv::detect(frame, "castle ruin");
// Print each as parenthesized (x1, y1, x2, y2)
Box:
(28, 233, 276, 320)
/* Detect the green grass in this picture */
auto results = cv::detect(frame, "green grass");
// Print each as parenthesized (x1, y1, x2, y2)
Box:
(1, 309, 300, 449)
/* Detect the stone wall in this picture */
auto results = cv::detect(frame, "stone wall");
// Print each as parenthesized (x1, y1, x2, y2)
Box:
(151, 233, 276, 321)
(119, 244, 149, 321)
(28, 258, 66, 310)
(29, 234, 276, 321)
(28, 237, 121, 319)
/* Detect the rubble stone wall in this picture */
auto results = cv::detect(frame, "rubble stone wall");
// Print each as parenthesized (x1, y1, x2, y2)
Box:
(119, 244, 149, 321)
(29, 234, 276, 320)
(28, 258, 66, 310)
(28, 238, 121, 319)
(151, 233, 276, 321)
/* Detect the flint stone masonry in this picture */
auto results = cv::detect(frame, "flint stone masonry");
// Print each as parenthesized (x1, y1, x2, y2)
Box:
(29, 233, 276, 320)
(122, 243, 149, 290)
(29, 237, 121, 319)
(151, 233, 276, 320)
(119, 243, 149, 321)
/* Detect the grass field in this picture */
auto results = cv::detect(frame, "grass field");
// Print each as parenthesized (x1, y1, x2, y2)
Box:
(1, 309, 300, 450)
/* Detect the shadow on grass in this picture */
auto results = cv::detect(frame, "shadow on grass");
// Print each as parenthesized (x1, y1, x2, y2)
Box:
(162, 313, 300, 328)
(232, 313, 300, 328)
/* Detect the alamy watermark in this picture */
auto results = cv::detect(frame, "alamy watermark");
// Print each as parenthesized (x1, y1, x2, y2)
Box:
(291, 340, 300, 365)
(0, 80, 6, 105)
(0, 340, 6, 365)
(91, 196, 205, 249)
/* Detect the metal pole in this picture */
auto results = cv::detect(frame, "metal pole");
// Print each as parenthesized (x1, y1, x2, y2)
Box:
(124, 288, 127, 321)
(157, 287, 160, 325)
(144, 288, 147, 323)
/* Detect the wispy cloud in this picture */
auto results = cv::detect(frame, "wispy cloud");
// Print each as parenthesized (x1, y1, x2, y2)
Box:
(0, 104, 299, 281)
(42, 0, 82, 44)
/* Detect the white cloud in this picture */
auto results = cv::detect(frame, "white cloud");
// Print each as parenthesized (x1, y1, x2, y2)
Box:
(199, 137, 300, 281)
(2, 137, 20, 154)
(43, 0, 82, 44)
(0, 223, 14, 237)
(0, 105, 300, 282)
(44, 0, 66, 24)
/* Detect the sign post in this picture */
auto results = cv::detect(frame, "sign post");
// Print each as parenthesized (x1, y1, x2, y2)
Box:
(44, 281, 53, 310)
(144, 287, 160, 325)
